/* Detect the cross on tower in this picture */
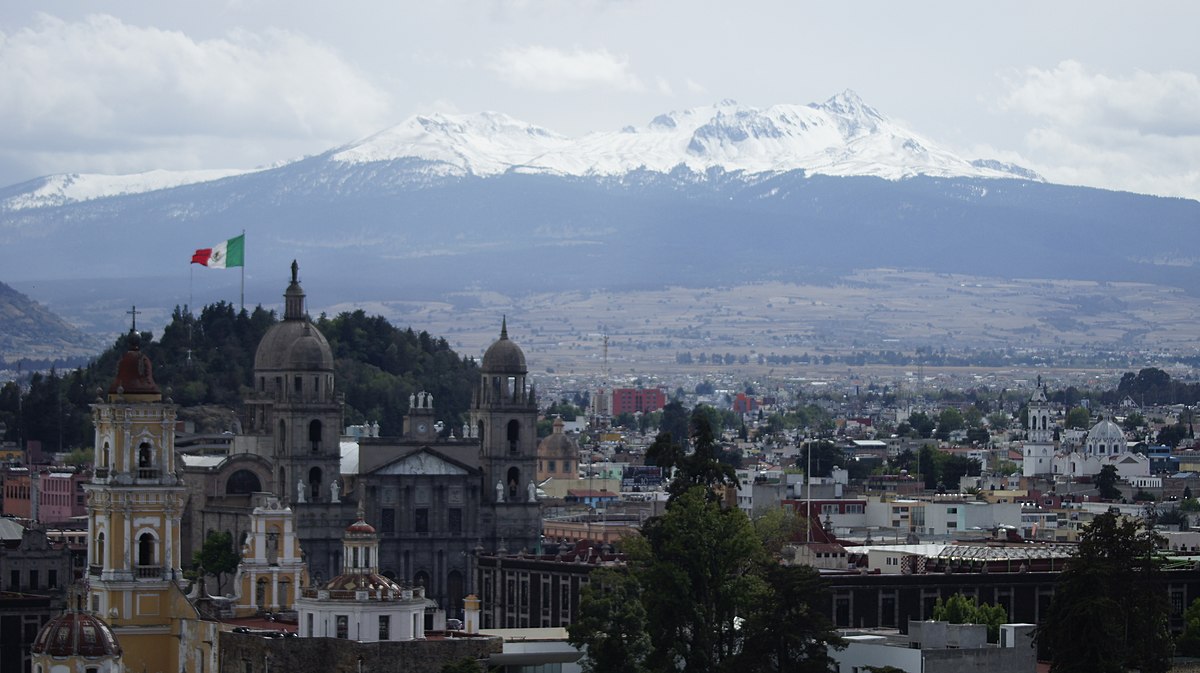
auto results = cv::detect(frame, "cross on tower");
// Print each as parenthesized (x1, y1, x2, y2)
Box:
(127, 305, 139, 332)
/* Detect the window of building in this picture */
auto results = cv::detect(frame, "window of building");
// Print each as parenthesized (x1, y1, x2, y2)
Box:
(48, 570, 57, 589)
(415, 508, 429, 533)
(548, 460, 556, 473)
(10, 569, 19, 590)
(381, 508, 395, 534)
(336, 615, 348, 639)
(449, 508, 462, 534)
(378, 615, 390, 641)
(307, 613, 313, 636)
(29, 570, 38, 589)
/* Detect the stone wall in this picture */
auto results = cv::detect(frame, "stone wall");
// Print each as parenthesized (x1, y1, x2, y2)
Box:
(219, 632, 501, 673)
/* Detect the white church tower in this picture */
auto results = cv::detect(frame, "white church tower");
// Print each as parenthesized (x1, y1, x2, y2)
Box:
(1022, 378, 1055, 477)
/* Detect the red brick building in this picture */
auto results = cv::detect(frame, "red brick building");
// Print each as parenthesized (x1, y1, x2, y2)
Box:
(611, 388, 666, 415)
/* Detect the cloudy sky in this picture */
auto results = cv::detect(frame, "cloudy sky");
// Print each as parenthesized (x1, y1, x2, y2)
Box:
(1, 1, 1197, 199)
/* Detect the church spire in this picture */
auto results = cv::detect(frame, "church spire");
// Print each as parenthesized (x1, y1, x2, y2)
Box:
(500, 315, 508, 340)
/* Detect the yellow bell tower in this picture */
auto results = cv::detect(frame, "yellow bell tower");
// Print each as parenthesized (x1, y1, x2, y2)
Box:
(84, 331, 211, 673)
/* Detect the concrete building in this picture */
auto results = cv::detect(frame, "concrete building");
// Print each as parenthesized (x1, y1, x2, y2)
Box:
(833, 620, 1036, 673)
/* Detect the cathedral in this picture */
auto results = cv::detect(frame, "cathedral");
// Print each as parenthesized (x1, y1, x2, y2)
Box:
(29, 267, 514, 673)
(180, 262, 543, 618)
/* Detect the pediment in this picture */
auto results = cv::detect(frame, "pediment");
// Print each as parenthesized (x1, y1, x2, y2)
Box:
(375, 450, 469, 476)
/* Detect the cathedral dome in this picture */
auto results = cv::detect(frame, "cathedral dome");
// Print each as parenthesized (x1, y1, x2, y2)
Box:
(32, 611, 122, 658)
(481, 318, 526, 374)
(254, 262, 334, 373)
(255, 323, 334, 372)
(1088, 419, 1125, 444)
(109, 332, 159, 395)
(538, 418, 578, 459)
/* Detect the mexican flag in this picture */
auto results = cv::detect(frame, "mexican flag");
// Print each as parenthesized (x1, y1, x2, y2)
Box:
(191, 234, 244, 268)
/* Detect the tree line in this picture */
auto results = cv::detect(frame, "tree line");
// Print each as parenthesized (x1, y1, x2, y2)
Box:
(0, 303, 480, 454)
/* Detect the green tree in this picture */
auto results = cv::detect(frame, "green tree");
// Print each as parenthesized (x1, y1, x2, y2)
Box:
(935, 407, 965, 441)
(191, 530, 241, 595)
(634, 488, 765, 673)
(733, 563, 843, 672)
(1039, 512, 1172, 673)
(1122, 412, 1145, 433)
(932, 593, 1008, 642)
(797, 440, 843, 479)
(986, 411, 1011, 432)
(1094, 464, 1122, 500)
(1065, 406, 1091, 430)
(661, 410, 738, 500)
(908, 411, 935, 439)
(645, 431, 684, 475)
(1177, 597, 1200, 657)
(567, 567, 650, 673)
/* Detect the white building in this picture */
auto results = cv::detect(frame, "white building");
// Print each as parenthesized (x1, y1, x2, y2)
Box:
(1022, 384, 1054, 477)
(1051, 418, 1149, 480)
(296, 510, 429, 641)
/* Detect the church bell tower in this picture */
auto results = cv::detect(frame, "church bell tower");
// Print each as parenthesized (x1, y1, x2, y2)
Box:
(84, 331, 191, 673)
(470, 319, 542, 552)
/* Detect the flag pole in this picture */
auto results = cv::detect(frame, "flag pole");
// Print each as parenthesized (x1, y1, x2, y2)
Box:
(240, 229, 246, 313)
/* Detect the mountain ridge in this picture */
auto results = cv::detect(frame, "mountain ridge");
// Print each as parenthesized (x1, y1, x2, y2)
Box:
(0, 90, 1039, 212)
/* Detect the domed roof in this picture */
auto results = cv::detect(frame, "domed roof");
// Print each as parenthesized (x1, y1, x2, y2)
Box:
(109, 332, 159, 395)
(345, 517, 377, 535)
(255, 322, 334, 371)
(32, 611, 122, 658)
(538, 418, 578, 458)
(1088, 418, 1125, 443)
(254, 262, 334, 372)
(481, 317, 526, 374)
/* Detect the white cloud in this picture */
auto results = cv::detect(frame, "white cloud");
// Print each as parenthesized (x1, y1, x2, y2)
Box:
(685, 77, 707, 94)
(999, 61, 1200, 199)
(488, 45, 644, 92)
(0, 13, 395, 179)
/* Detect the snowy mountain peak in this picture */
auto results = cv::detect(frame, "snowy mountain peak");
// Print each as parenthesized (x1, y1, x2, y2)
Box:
(325, 94, 1038, 182)
(331, 111, 569, 176)
(1, 92, 1043, 210)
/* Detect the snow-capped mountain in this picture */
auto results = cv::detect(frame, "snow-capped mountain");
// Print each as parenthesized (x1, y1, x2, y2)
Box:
(1, 168, 263, 211)
(0, 91, 1038, 212)
(329, 90, 1037, 181)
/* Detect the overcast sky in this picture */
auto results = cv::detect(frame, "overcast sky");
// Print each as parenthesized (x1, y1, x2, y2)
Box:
(1, 1, 1197, 199)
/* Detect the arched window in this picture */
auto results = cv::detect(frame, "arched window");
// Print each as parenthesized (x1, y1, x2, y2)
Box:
(138, 442, 152, 468)
(309, 420, 323, 453)
(309, 467, 323, 503)
(507, 466, 520, 501)
(101, 442, 110, 470)
(415, 570, 430, 588)
(226, 470, 262, 495)
(95, 532, 105, 566)
(138, 532, 156, 566)
(507, 420, 520, 454)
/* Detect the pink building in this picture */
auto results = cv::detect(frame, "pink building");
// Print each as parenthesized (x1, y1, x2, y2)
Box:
(36, 469, 89, 524)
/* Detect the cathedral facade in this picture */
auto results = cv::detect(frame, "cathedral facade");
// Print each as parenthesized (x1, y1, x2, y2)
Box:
(180, 264, 543, 619)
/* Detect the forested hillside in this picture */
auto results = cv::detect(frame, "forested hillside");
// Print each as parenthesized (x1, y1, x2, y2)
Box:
(0, 303, 479, 453)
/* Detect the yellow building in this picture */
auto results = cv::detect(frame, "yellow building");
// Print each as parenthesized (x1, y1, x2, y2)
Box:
(80, 332, 219, 673)
(230, 497, 308, 617)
